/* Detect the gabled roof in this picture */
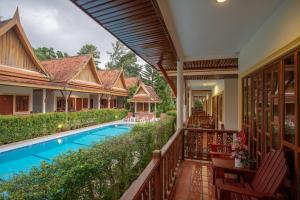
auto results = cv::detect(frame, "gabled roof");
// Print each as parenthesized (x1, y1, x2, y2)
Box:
(97, 69, 128, 96)
(0, 9, 50, 88)
(43, 55, 86, 81)
(125, 77, 140, 89)
(41, 55, 104, 93)
(0, 9, 48, 76)
(97, 69, 120, 89)
(128, 83, 160, 103)
(144, 85, 160, 100)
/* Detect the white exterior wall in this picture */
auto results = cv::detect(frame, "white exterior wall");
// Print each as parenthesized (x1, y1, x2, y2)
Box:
(0, 85, 33, 114)
(224, 79, 238, 130)
(212, 81, 224, 129)
(239, 0, 300, 74)
(89, 94, 98, 109)
(33, 90, 43, 113)
(46, 90, 55, 112)
(212, 81, 224, 96)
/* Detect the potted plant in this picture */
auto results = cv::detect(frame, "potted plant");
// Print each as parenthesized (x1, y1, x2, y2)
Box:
(232, 137, 249, 168)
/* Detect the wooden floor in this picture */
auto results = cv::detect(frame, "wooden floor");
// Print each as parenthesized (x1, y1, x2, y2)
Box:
(173, 160, 216, 200)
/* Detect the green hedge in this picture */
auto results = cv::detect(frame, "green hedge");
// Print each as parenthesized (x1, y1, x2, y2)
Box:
(0, 116, 175, 200)
(166, 110, 176, 117)
(0, 109, 127, 145)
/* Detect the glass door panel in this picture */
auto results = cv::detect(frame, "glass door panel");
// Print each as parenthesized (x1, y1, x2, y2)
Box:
(283, 55, 296, 144)
(271, 63, 280, 150)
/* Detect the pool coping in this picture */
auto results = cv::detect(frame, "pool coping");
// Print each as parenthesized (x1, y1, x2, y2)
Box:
(0, 120, 136, 154)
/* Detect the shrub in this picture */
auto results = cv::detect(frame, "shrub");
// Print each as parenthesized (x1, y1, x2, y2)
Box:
(194, 99, 203, 110)
(0, 116, 176, 200)
(166, 110, 176, 118)
(0, 109, 127, 145)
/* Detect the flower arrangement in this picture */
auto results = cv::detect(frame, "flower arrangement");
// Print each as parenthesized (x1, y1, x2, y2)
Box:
(231, 136, 249, 167)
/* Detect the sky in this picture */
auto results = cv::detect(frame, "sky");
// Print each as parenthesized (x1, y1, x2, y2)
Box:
(0, 0, 146, 68)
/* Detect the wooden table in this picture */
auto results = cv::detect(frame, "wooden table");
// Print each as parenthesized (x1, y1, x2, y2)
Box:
(212, 157, 254, 185)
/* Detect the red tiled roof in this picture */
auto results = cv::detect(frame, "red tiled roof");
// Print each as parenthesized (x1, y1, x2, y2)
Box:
(41, 55, 90, 83)
(97, 69, 120, 89)
(0, 73, 58, 88)
(125, 77, 140, 88)
(144, 85, 159, 101)
(128, 84, 160, 103)
(129, 96, 152, 102)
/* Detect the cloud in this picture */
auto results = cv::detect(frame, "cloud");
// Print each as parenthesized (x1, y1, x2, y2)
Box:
(0, 0, 146, 67)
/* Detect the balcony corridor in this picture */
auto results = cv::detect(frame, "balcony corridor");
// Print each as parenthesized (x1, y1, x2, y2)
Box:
(174, 160, 215, 200)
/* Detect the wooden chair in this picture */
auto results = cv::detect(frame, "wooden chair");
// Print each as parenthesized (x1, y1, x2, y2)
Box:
(216, 150, 288, 200)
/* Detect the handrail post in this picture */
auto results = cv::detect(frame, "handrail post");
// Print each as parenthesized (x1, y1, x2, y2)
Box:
(152, 150, 162, 200)
(181, 129, 185, 160)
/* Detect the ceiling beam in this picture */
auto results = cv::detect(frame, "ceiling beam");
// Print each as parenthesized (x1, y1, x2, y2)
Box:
(157, 63, 177, 97)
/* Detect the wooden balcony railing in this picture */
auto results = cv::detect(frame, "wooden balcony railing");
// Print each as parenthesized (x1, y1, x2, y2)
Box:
(184, 128, 237, 161)
(120, 128, 237, 200)
(187, 115, 215, 129)
(120, 128, 184, 200)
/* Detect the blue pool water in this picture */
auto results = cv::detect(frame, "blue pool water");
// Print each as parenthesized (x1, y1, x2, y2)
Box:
(0, 124, 131, 180)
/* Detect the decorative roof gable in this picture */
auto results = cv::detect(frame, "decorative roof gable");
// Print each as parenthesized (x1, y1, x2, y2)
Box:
(128, 83, 160, 103)
(0, 9, 48, 76)
(42, 55, 101, 85)
(125, 77, 140, 89)
(97, 69, 126, 90)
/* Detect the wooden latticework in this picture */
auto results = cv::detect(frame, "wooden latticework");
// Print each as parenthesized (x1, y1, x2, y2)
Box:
(184, 128, 237, 161)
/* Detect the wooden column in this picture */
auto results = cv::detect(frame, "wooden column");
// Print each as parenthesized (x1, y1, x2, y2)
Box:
(42, 89, 46, 113)
(153, 150, 162, 200)
(148, 102, 151, 112)
(134, 102, 137, 113)
(177, 60, 183, 129)
(188, 88, 192, 117)
(108, 95, 111, 108)
(154, 103, 157, 113)
(98, 94, 101, 109)
(65, 93, 68, 113)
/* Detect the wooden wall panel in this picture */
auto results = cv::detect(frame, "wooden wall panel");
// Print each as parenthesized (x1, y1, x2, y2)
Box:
(136, 87, 147, 95)
(242, 47, 300, 200)
(0, 28, 40, 72)
(114, 77, 126, 89)
(75, 62, 98, 83)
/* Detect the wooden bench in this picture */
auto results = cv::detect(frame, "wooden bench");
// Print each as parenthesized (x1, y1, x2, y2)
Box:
(216, 150, 288, 200)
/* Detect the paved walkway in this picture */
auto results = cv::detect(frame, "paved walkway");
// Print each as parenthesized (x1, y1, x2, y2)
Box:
(174, 160, 216, 200)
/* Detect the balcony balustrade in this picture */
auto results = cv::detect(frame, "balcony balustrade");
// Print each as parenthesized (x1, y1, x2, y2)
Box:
(120, 128, 238, 200)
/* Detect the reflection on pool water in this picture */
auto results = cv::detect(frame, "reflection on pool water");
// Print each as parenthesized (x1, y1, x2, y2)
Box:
(0, 124, 131, 180)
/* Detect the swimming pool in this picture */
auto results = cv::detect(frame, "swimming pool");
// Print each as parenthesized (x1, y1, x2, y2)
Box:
(0, 124, 132, 180)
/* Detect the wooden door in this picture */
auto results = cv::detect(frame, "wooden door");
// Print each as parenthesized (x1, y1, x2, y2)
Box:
(76, 98, 82, 111)
(68, 98, 75, 112)
(90, 98, 94, 109)
(0, 95, 13, 115)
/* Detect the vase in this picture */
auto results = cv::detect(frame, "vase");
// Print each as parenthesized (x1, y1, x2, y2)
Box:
(235, 158, 243, 168)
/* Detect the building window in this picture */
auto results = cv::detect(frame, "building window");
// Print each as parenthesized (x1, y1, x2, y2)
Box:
(83, 98, 88, 109)
(15, 95, 29, 112)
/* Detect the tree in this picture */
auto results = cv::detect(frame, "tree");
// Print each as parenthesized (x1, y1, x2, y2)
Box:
(106, 41, 140, 77)
(125, 85, 138, 111)
(77, 44, 101, 67)
(33, 47, 69, 61)
(140, 64, 175, 114)
(56, 51, 69, 58)
(154, 74, 175, 114)
(140, 64, 158, 88)
(106, 41, 126, 69)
